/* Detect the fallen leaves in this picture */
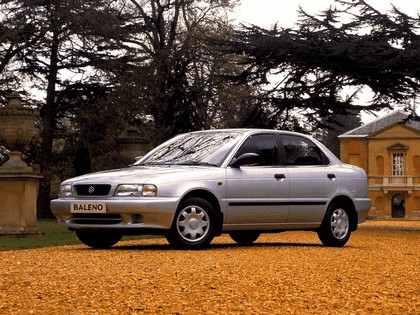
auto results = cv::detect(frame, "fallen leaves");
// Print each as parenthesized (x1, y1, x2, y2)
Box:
(0, 222, 419, 314)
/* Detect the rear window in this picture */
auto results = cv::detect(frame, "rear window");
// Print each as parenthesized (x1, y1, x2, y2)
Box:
(279, 135, 329, 166)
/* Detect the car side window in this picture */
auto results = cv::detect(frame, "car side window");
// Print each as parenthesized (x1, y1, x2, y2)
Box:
(280, 135, 329, 166)
(235, 134, 278, 166)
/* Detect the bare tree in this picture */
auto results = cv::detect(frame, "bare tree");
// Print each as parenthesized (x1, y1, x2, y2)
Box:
(0, 0, 250, 216)
(117, 0, 245, 143)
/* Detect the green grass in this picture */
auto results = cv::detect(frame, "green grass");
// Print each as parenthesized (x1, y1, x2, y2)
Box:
(0, 220, 150, 251)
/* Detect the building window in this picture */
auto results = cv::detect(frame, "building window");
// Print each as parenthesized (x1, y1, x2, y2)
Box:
(392, 153, 404, 176)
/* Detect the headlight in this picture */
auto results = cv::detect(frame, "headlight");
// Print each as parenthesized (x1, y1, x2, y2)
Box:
(59, 184, 73, 197)
(115, 184, 157, 197)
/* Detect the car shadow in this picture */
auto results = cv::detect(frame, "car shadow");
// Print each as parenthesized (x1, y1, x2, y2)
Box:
(76, 241, 325, 251)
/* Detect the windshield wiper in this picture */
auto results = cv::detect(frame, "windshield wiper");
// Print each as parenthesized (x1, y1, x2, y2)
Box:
(132, 162, 173, 166)
(177, 162, 218, 167)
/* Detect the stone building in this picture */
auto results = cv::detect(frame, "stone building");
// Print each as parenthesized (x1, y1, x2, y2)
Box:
(339, 110, 420, 219)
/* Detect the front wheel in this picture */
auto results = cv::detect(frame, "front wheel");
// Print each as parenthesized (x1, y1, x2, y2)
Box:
(165, 197, 217, 249)
(75, 229, 122, 249)
(317, 203, 351, 247)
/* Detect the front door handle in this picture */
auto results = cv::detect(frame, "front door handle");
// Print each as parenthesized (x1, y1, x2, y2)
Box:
(274, 174, 286, 181)
(327, 174, 336, 180)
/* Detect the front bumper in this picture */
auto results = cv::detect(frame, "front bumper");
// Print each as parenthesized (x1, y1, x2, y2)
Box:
(50, 197, 180, 231)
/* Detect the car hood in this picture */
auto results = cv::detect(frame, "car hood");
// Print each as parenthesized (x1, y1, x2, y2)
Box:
(62, 165, 219, 185)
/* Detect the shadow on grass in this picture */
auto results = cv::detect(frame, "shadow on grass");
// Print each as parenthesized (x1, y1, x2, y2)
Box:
(0, 220, 150, 251)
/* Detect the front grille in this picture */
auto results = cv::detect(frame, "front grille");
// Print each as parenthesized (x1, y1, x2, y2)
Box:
(74, 184, 111, 196)
(68, 214, 122, 225)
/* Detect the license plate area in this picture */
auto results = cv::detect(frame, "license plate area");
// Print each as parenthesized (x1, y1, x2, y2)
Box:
(70, 202, 106, 214)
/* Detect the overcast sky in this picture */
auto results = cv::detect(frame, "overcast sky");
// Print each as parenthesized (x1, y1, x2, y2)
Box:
(234, 0, 420, 122)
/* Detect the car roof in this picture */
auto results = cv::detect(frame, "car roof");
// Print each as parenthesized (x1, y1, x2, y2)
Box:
(188, 128, 307, 137)
(186, 129, 323, 143)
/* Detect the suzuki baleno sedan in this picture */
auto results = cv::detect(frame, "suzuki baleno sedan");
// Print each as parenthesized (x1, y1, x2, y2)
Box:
(51, 129, 371, 249)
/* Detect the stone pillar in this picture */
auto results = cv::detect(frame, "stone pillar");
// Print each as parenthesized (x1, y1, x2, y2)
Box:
(0, 173, 42, 235)
(0, 92, 42, 236)
(117, 127, 150, 165)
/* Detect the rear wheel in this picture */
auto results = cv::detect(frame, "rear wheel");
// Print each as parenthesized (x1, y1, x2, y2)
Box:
(229, 231, 260, 245)
(166, 197, 217, 249)
(75, 229, 122, 249)
(317, 202, 351, 247)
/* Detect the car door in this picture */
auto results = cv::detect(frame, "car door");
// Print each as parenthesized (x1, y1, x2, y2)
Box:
(279, 134, 339, 224)
(225, 133, 290, 226)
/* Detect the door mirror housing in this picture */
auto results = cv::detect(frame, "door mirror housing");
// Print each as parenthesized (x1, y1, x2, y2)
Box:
(230, 153, 260, 168)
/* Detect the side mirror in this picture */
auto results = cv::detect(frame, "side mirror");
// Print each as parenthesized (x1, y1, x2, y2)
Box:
(129, 156, 144, 167)
(230, 153, 260, 168)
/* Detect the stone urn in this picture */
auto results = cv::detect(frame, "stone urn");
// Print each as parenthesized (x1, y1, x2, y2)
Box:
(0, 91, 39, 172)
(0, 92, 42, 236)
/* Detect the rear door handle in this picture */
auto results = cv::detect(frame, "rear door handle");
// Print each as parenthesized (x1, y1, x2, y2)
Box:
(274, 174, 286, 180)
(327, 174, 336, 180)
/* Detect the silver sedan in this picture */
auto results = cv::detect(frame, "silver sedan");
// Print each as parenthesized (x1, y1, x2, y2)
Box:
(51, 129, 371, 249)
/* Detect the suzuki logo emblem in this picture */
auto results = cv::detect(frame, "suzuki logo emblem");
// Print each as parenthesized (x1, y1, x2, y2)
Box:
(88, 186, 95, 194)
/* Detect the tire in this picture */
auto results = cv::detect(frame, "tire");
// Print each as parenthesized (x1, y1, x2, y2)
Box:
(317, 202, 351, 247)
(165, 197, 217, 249)
(229, 231, 260, 245)
(75, 229, 122, 249)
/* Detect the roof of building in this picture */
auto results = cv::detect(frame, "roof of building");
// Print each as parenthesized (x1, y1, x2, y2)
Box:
(339, 110, 420, 138)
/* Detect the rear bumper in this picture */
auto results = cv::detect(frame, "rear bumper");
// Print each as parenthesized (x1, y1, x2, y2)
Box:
(353, 197, 371, 224)
(50, 197, 179, 231)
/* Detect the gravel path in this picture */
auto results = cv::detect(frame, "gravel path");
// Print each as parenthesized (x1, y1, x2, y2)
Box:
(0, 221, 419, 314)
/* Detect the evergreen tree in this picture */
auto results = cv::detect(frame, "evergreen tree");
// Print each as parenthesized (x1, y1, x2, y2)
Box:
(0, 0, 136, 217)
(212, 0, 420, 131)
(314, 111, 362, 157)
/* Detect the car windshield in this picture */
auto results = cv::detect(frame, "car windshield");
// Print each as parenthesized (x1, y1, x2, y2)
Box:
(135, 131, 243, 166)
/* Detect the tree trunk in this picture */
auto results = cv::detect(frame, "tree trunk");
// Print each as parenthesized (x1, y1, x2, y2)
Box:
(37, 30, 60, 218)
